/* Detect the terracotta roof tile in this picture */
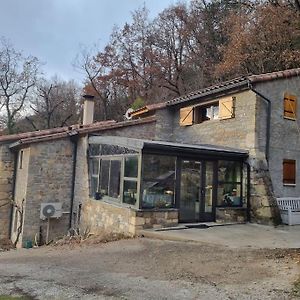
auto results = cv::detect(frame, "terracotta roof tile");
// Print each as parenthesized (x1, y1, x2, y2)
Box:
(167, 68, 300, 106)
(130, 102, 167, 117)
(0, 120, 116, 143)
(8, 116, 156, 148)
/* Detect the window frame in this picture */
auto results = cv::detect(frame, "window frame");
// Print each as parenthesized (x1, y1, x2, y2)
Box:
(283, 159, 296, 186)
(217, 160, 243, 208)
(140, 153, 177, 209)
(193, 102, 219, 124)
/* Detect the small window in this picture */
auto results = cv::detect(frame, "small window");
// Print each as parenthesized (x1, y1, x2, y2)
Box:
(284, 93, 297, 120)
(194, 103, 219, 124)
(283, 159, 296, 185)
(179, 96, 235, 126)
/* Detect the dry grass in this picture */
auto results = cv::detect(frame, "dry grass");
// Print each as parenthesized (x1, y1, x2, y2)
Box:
(52, 230, 132, 248)
(0, 239, 14, 252)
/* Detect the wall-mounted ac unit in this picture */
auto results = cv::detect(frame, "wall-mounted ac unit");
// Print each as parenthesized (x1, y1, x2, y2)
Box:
(40, 203, 62, 220)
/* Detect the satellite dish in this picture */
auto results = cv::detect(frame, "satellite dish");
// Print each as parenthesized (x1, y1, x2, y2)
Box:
(125, 108, 134, 120)
(42, 204, 55, 218)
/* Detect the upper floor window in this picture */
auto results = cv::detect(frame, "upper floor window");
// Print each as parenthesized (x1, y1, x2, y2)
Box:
(284, 92, 297, 120)
(283, 159, 296, 185)
(179, 96, 235, 126)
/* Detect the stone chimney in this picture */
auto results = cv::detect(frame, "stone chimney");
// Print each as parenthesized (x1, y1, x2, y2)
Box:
(82, 94, 95, 125)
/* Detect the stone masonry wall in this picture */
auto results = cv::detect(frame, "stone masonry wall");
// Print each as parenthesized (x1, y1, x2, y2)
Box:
(157, 89, 279, 224)
(21, 139, 74, 244)
(255, 77, 300, 198)
(170, 90, 258, 152)
(76, 121, 156, 235)
(0, 144, 14, 241)
(81, 199, 178, 236)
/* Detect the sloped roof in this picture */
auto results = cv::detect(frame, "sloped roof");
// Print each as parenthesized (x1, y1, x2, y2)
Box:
(0, 120, 116, 144)
(6, 116, 156, 149)
(129, 102, 167, 118)
(167, 68, 300, 106)
(89, 135, 248, 159)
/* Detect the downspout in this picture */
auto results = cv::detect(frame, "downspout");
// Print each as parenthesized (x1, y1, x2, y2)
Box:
(243, 161, 251, 222)
(69, 132, 79, 230)
(9, 150, 18, 239)
(248, 81, 271, 163)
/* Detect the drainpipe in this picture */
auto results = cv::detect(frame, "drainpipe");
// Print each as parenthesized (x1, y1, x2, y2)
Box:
(248, 82, 271, 163)
(69, 132, 79, 230)
(243, 161, 251, 223)
(8, 150, 18, 239)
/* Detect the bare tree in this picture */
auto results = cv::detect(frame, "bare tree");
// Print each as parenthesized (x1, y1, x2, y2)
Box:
(29, 77, 80, 130)
(0, 37, 40, 133)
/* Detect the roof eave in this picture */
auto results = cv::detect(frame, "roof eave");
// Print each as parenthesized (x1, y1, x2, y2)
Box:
(167, 80, 249, 107)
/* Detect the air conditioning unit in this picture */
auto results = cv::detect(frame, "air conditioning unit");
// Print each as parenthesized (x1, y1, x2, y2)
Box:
(40, 203, 62, 220)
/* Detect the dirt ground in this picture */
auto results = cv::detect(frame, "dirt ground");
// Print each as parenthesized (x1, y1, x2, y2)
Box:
(0, 237, 299, 299)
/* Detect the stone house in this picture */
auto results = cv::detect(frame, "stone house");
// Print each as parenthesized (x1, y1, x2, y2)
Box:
(0, 68, 299, 246)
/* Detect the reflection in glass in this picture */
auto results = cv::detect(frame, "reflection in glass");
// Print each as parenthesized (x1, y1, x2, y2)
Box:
(91, 158, 99, 174)
(123, 181, 137, 205)
(100, 160, 110, 196)
(143, 155, 176, 179)
(109, 160, 121, 199)
(180, 160, 201, 221)
(205, 162, 214, 213)
(217, 183, 241, 206)
(141, 155, 176, 209)
(218, 161, 241, 182)
(124, 156, 138, 178)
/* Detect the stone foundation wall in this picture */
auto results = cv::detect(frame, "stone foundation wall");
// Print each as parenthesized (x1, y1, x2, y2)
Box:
(0, 144, 14, 240)
(216, 208, 247, 223)
(80, 199, 178, 236)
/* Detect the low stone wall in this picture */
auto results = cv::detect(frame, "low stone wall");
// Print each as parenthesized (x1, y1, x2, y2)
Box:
(136, 209, 178, 230)
(216, 207, 247, 223)
(80, 199, 179, 236)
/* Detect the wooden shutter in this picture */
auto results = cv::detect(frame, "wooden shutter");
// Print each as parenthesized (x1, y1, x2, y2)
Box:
(284, 93, 297, 120)
(283, 159, 296, 184)
(219, 97, 235, 119)
(179, 106, 194, 126)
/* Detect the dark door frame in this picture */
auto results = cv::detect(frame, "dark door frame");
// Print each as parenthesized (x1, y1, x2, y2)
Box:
(176, 157, 217, 223)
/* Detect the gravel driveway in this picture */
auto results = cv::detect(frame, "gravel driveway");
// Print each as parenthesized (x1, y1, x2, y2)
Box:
(0, 238, 299, 299)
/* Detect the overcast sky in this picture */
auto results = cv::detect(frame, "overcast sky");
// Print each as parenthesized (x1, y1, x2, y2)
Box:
(0, 0, 183, 84)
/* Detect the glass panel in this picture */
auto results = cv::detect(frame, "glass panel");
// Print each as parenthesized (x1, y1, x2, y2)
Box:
(90, 158, 99, 175)
(141, 180, 175, 209)
(101, 144, 138, 155)
(90, 176, 98, 198)
(180, 160, 201, 221)
(100, 160, 110, 196)
(242, 164, 248, 207)
(123, 181, 137, 205)
(217, 183, 242, 206)
(109, 160, 121, 199)
(218, 161, 241, 182)
(143, 155, 176, 179)
(142, 154, 176, 209)
(89, 144, 101, 156)
(124, 156, 138, 178)
(205, 162, 214, 213)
